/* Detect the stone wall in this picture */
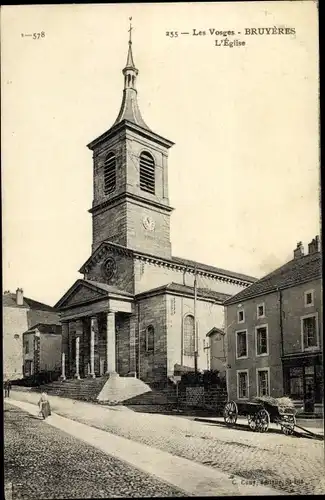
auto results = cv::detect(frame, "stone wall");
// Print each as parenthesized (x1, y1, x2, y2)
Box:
(137, 294, 168, 385)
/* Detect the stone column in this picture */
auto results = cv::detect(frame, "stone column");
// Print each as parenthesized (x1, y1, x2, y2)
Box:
(106, 311, 116, 374)
(75, 319, 83, 378)
(75, 336, 80, 379)
(90, 316, 97, 378)
(68, 321, 75, 377)
(129, 316, 137, 376)
(61, 353, 66, 380)
(60, 321, 69, 380)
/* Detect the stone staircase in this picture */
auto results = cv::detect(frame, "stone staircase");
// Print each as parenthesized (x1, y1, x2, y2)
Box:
(33, 375, 110, 402)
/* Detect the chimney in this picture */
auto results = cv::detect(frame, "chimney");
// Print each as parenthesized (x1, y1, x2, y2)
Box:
(308, 235, 320, 254)
(16, 288, 24, 306)
(293, 242, 304, 259)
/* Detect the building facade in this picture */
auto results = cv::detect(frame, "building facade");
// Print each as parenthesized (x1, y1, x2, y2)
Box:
(3, 289, 59, 379)
(23, 324, 62, 377)
(55, 30, 257, 388)
(224, 237, 322, 413)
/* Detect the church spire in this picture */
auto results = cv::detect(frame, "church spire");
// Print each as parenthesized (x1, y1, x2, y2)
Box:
(113, 18, 151, 130)
(125, 18, 135, 69)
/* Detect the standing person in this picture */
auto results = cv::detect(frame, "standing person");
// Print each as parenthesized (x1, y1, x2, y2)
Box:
(4, 380, 8, 398)
(38, 392, 51, 419)
(7, 379, 11, 398)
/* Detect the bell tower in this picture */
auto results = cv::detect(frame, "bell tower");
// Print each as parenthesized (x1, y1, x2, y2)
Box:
(87, 20, 174, 259)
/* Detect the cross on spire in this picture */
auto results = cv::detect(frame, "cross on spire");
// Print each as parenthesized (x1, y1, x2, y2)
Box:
(128, 17, 133, 44)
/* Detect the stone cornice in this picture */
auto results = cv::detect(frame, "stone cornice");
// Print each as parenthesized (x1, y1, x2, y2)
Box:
(135, 286, 225, 305)
(89, 191, 174, 215)
(79, 241, 253, 287)
(87, 120, 174, 151)
(80, 242, 134, 274)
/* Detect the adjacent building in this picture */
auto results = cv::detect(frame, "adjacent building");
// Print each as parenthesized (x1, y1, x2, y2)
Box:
(23, 323, 62, 377)
(54, 30, 257, 388)
(3, 289, 59, 379)
(224, 237, 322, 413)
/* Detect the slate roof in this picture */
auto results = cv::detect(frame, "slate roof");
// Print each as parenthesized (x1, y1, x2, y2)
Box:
(206, 327, 225, 338)
(172, 256, 257, 283)
(2, 293, 56, 311)
(224, 251, 321, 306)
(24, 323, 62, 335)
(83, 279, 133, 297)
(136, 282, 232, 303)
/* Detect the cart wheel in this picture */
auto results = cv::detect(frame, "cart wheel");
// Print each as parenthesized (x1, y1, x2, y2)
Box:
(281, 415, 296, 435)
(255, 409, 270, 432)
(223, 401, 238, 426)
(248, 414, 257, 431)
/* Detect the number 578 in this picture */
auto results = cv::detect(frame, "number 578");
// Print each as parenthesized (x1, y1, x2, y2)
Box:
(33, 32, 45, 39)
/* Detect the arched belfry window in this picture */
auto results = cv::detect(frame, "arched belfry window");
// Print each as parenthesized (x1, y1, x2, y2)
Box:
(183, 315, 195, 356)
(139, 152, 155, 194)
(146, 325, 154, 352)
(104, 152, 116, 195)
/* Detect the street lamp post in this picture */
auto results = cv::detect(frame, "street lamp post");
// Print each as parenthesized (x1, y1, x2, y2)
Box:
(194, 265, 198, 376)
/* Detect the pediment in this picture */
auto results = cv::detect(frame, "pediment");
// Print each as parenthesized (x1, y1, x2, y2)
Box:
(55, 280, 108, 310)
(206, 327, 225, 339)
(79, 241, 133, 275)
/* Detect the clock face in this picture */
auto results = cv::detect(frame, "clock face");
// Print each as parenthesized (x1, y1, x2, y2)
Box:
(142, 215, 155, 231)
(103, 257, 116, 280)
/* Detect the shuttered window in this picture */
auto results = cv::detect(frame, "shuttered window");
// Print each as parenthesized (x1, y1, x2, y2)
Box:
(104, 152, 116, 195)
(139, 152, 155, 194)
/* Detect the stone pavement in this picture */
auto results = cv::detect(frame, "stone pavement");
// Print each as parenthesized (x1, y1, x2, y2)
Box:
(4, 403, 185, 498)
(9, 390, 325, 495)
(7, 398, 282, 497)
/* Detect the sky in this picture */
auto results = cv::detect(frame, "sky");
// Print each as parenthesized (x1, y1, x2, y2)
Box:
(2, 2, 320, 306)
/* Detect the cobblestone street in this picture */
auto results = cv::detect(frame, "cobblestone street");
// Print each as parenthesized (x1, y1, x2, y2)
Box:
(4, 403, 186, 499)
(9, 390, 325, 496)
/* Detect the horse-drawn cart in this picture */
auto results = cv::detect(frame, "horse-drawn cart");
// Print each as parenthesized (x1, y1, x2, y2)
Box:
(223, 396, 296, 434)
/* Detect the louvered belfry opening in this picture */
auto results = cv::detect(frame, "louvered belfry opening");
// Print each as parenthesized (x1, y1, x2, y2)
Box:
(139, 151, 155, 194)
(104, 152, 116, 195)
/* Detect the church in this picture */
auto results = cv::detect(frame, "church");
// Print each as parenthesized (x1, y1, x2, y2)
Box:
(55, 26, 256, 389)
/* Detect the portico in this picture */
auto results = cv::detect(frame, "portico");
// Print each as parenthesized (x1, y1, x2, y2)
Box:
(56, 280, 134, 380)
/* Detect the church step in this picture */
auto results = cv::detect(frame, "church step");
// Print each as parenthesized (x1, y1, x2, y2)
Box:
(35, 375, 110, 402)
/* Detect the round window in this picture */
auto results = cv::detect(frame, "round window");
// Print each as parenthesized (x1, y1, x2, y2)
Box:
(103, 257, 117, 280)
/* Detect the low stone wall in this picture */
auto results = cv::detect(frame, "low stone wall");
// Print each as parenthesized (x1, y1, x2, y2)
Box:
(178, 385, 227, 414)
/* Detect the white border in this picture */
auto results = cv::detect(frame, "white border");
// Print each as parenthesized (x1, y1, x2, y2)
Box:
(255, 324, 269, 357)
(256, 367, 270, 396)
(301, 313, 319, 351)
(237, 369, 249, 399)
(304, 289, 314, 308)
(256, 302, 265, 319)
(235, 329, 248, 359)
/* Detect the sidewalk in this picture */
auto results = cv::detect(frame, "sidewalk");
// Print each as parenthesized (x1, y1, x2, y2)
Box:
(6, 399, 283, 497)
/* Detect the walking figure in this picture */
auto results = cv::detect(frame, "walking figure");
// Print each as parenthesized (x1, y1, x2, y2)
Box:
(4, 379, 11, 398)
(38, 392, 51, 419)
